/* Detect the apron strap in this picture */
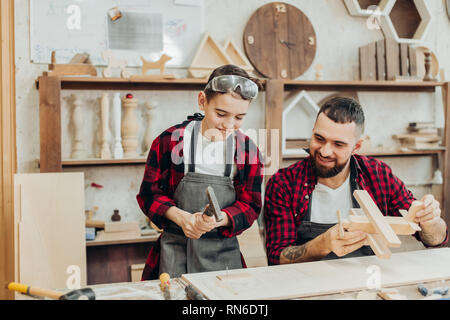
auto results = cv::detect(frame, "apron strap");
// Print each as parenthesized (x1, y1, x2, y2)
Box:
(188, 121, 201, 173)
(188, 120, 234, 177)
(224, 132, 234, 177)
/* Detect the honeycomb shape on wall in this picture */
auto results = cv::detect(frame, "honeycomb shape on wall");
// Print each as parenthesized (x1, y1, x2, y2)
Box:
(343, 0, 432, 44)
(380, 0, 432, 44)
(343, 0, 391, 17)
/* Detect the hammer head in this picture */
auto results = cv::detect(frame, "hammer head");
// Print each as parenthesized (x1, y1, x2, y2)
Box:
(59, 288, 96, 300)
(203, 186, 223, 222)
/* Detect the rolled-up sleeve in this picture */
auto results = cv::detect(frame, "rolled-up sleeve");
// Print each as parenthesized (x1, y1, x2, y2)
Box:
(264, 172, 297, 265)
(136, 137, 176, 229)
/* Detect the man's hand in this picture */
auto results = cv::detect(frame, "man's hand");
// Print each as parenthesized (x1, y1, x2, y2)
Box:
(416, 194, 447, 246)
(323, 222, 369, 257)
(280, 221, 369, 264)
(415, 194, 441, 225)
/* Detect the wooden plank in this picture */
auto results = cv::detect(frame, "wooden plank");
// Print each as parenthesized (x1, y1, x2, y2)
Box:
(265, 79, 284, 175)
(14, 173, 87, 296)
(353, 190, 401, 247)
(346, 213, 418, 235)
(408, 46, 417, 76)
(385, 39, 400, 80)
(336, 210, 344, 238)
(400, 43, 409, 76)
(376, 40, 386, 80)
(104, 221, 140, 233)
(359, 42, 376, 81)
(0, 0, 16, 300)
(367, 234, 391, 259)
(86, 235, 158, 247)
(399, 210, 422, 232)
(236, 221, 267, 268)
(130, 264, 145, 282)
(181, 248, 450, 300)
(404, 200, 424, 222)
(39, 75, 62, 172)
(95, 230, 141, 242)
(443, 82, 450, 232)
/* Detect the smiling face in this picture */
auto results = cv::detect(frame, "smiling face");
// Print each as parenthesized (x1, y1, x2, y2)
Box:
(310, 112, 362, 178)
(198, 91, 250, 141)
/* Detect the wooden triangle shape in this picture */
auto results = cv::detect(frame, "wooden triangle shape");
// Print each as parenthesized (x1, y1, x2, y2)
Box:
(188, 33, 232, 78)
(223, 38, 254, 73)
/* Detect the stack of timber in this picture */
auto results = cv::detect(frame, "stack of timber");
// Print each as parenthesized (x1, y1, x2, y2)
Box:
(393, 122, 441, 150)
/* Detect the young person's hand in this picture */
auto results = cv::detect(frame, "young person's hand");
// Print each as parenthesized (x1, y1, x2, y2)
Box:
(179, 211, 205, 239)
(164, 207, 206, 239)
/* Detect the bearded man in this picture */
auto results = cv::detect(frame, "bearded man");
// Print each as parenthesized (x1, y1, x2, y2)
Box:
(263, 97, 448, 265)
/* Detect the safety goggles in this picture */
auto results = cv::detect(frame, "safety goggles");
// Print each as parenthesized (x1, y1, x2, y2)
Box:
(205, 75, 258, 100)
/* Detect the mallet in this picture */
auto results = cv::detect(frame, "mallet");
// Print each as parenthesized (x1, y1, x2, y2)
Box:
(7, 282, 95, 300)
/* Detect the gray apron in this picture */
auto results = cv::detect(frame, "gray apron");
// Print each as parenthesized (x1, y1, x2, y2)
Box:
(296, 168, 374, 260)
(159, 120, 242, 277)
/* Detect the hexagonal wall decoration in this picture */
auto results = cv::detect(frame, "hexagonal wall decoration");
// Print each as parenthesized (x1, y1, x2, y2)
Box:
(282, 90, 319, 156)
(380, 0, 432, 44)
(343, 0, 391, 17)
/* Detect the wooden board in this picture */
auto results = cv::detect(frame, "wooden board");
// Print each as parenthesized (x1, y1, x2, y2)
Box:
(236, 221, 268, 268)
(367, 233, 391, 259)
(39, 75, 62, 172)
(359, 42, 376, 81)
(181, 248, 450, 300)
(243, 2, 316, 79)
(375, 40, 386, 80)
(408, 46, 417, 76)
(385, 39, 400, 80)
(346, 213, 419, 235)
(104, 221, 140, 233)
(353, 190, 401, 247)
(399, 43, 409, 76)
(130, 264, 145, 282)
(14, 173, 87, 296)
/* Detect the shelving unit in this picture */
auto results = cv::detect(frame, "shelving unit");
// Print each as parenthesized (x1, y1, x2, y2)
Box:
(36, 73, 450, 241)
(264, 79, 450, 234)
(283, 149, 445, 160)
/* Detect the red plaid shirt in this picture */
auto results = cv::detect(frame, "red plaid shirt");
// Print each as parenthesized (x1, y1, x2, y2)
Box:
(137, 116, 263, 279)
(264, 154, 449, 265)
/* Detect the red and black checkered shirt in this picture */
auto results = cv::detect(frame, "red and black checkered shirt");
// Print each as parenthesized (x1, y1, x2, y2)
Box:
(264, 154, 449, 265)
(136, 117, 263, 279)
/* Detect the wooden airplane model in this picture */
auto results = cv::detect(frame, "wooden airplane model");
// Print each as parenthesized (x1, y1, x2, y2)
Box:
(340, 190, 422, 259)
(48, 51, 97, 76)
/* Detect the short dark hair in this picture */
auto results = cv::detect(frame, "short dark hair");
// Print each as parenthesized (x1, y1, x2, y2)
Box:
(317, 97, 365, 136)
(204, 64, 263, 102)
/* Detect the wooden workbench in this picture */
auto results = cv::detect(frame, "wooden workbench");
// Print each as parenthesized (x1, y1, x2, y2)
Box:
(22, 248, 450, 301)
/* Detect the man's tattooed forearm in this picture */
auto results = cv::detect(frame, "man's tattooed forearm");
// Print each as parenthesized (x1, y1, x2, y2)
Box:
(281, 245, 307, 262)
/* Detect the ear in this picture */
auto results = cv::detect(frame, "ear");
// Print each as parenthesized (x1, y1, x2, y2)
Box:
(198, 91, 207, 111)
(352, 137, 364, 155)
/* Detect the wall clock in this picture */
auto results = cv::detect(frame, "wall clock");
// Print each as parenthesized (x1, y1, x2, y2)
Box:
(243, 2, 317, 79)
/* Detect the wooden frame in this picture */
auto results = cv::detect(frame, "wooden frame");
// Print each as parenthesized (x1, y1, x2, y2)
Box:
(343, 0, 390, 17)
(380, 0, 432, 44)
(0, 0, 16, 300)
(282, 90, 319, 156)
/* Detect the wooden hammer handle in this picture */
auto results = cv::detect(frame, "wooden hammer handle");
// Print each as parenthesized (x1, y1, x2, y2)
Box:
(8, 282, 64, 299)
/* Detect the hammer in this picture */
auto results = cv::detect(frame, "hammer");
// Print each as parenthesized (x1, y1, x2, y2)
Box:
(7, 282, 95, 300)
(203, 186, 223, 222)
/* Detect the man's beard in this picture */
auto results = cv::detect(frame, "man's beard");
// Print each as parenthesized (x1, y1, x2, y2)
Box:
(311, 152, 349, 178)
